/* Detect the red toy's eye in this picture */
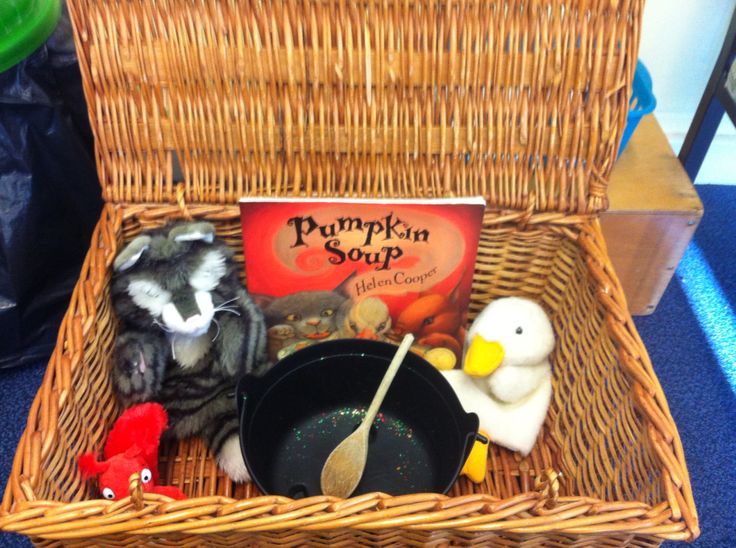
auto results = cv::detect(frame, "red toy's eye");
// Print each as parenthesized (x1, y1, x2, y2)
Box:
(102, 487, 115, 500)
(141, 468, 152, 484)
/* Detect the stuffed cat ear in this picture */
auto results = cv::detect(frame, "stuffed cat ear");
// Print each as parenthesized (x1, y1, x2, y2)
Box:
(114, 236, 151, 272)
(168, 222, 216, 244)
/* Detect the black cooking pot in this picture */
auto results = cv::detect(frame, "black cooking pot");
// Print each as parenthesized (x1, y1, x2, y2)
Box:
(237, 339, 479, 498)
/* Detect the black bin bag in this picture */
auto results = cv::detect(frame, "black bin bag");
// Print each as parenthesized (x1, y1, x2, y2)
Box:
(0, 8, 103, 367)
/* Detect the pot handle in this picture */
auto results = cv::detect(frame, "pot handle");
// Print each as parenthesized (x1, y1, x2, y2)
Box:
(461, 412, 481, 459)
(464, 411, 479, 437)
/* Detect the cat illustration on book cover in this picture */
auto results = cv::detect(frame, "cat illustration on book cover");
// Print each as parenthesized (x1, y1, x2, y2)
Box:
(259, 273, 394, 360)
(262, 290, 346, 361)
(260, 275, 464, 363)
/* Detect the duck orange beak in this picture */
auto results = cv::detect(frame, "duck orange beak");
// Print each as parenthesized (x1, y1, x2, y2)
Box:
(463, 335, 504, 377)
(356, 328, 378, 340)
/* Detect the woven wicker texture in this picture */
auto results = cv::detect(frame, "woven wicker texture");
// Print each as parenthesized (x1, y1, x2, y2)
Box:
(0, 204, 698, 545)
(0, 0, 699, 545)
(68, 0, 640, 212)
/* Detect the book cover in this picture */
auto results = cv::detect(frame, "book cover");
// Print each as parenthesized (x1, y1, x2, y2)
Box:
(240, 197, 486, 367)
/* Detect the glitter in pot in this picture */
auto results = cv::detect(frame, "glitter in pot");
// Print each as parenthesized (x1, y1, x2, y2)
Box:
(274, 405, 435, 494)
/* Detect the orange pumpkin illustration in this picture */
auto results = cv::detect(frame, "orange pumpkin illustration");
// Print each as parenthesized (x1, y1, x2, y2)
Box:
(390, 280, 465, 358)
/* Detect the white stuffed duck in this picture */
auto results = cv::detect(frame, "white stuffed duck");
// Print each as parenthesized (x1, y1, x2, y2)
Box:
(442, 296, 555, 456)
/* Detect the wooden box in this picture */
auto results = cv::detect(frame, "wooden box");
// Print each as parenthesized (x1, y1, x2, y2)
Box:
(601, 115, 703, 315)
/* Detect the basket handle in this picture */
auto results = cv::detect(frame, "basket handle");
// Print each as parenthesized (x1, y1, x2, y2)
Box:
(128, 472, 144, 511)
(534, 468, 562, 510)
(175, 183, 194, 221)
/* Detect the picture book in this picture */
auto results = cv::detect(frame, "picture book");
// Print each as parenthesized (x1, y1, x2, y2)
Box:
(239, 197, 486, 368)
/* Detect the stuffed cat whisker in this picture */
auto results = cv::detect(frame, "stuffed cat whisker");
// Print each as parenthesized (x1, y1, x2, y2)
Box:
(170, 338, 177, 361)
(211, 318, 222, 342)
(216, 296, 242, 308)
(213, 305, 241, 316)
(151, 319, 174, 333)
(211, 296, 243, 317)
(110, 221, 269, 483)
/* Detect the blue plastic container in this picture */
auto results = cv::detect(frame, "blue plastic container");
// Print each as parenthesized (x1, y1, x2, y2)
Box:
(618, 60, 657, 157)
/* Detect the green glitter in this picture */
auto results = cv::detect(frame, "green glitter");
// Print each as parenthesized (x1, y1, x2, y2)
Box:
(277, 404, 434, 493)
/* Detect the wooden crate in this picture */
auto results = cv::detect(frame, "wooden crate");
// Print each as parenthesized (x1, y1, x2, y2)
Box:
(602, 115, 703, 315)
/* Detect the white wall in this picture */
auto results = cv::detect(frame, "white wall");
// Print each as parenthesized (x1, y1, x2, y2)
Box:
(639, 0, 736, 184)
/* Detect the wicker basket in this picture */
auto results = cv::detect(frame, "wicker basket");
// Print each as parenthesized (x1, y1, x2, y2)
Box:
(0, 1, 699, 546)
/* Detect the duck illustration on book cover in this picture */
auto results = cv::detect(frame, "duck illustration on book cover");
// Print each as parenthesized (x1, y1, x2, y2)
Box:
(240, 197, 485, 368)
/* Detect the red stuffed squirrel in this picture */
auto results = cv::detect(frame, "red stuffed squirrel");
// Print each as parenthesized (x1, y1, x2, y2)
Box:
(78, 402, 186, 501)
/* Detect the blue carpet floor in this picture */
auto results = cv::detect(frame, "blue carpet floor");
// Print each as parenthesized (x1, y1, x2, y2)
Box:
(1, 185, 735, 547)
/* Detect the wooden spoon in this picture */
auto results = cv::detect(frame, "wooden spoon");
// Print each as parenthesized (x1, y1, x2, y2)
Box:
(320, 333, 415, 498)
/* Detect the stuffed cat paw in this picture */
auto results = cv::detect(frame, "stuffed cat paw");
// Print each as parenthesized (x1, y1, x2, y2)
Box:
(111, 331, 168, 406)
(216, 434, 251, 484)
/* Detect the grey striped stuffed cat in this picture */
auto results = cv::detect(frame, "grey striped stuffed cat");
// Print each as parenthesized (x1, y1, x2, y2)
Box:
(110, 221, 269, 482)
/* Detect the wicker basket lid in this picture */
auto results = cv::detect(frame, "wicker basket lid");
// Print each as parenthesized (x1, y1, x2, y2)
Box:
(68, 0, 642, 214)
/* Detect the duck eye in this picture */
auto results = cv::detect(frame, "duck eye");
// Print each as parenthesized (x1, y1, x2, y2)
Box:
(285, 313, 300, 322)
(515, 327, 523, 335)
(102, 487, 115, 500)
(141, 468, 152, 483)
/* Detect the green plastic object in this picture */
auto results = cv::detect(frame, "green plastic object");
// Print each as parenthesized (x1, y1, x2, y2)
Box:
(0, 0, 61, 73)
